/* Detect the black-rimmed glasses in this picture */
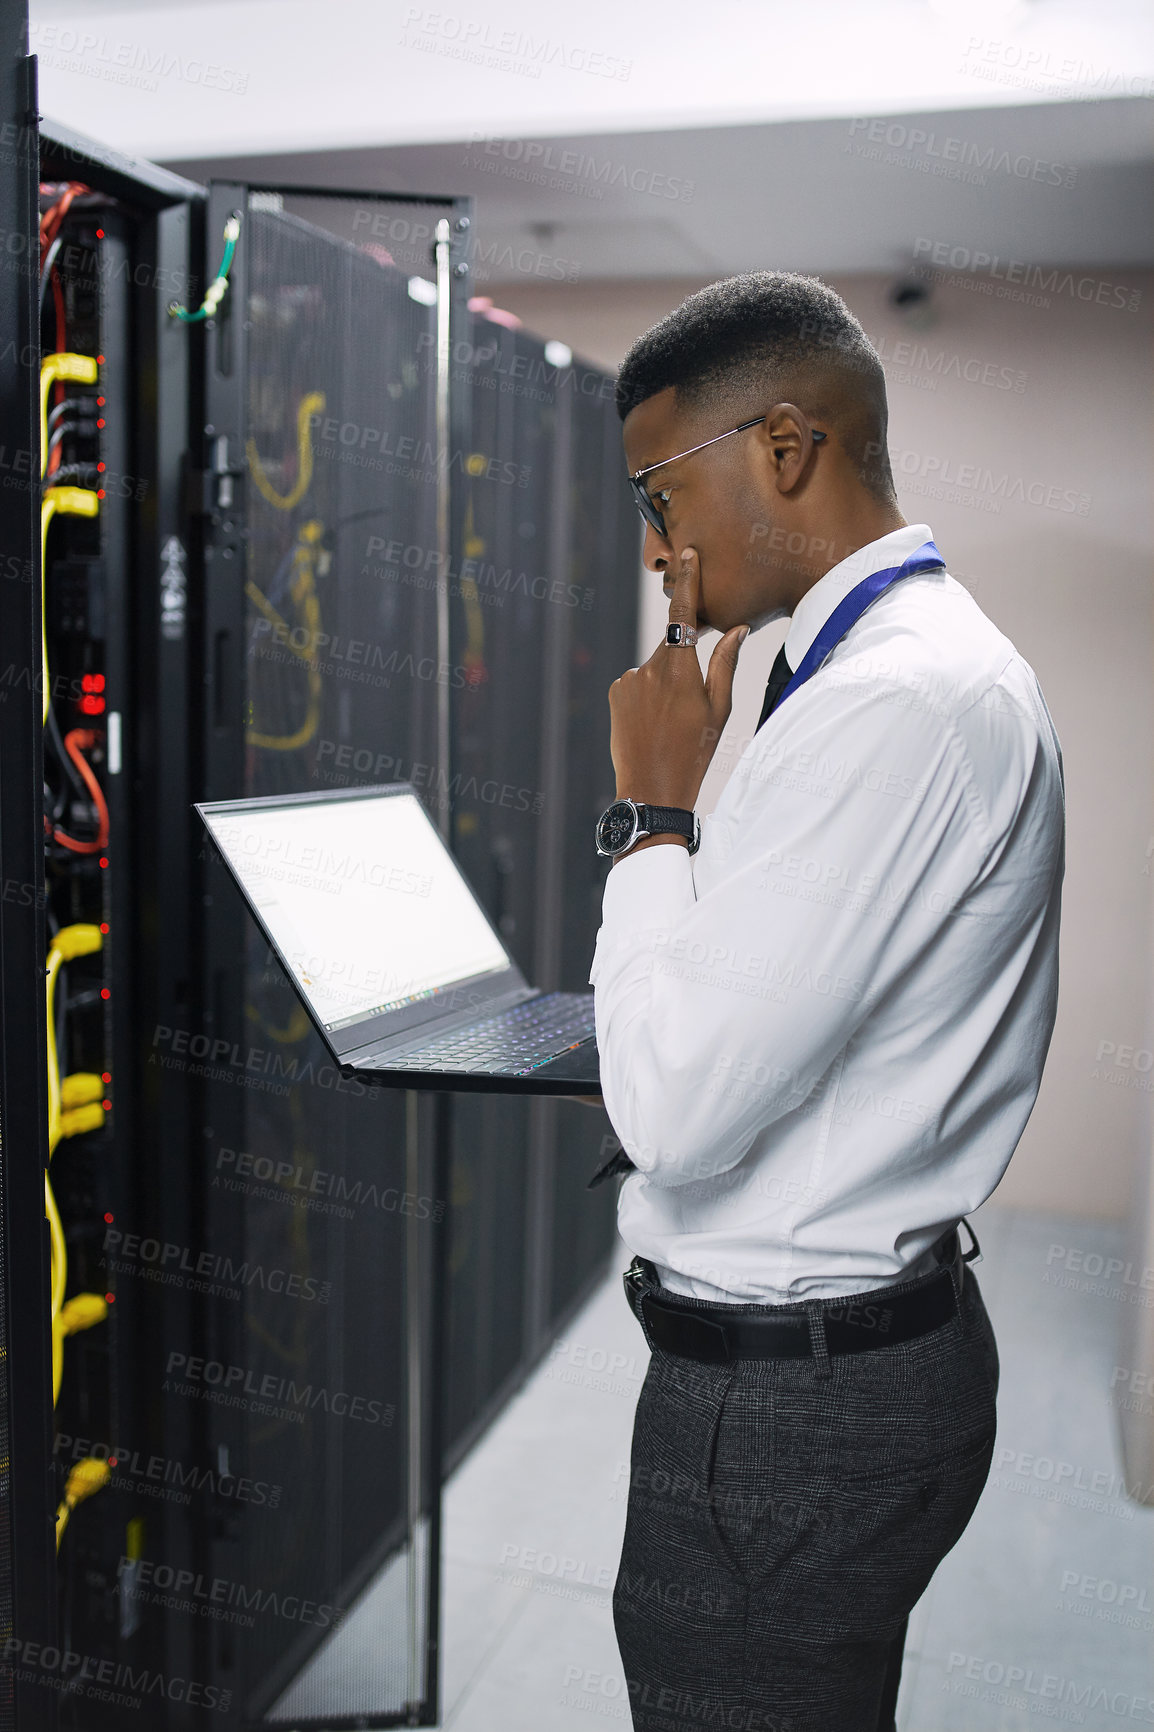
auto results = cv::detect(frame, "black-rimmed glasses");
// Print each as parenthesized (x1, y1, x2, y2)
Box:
(628, 415, 827, 536)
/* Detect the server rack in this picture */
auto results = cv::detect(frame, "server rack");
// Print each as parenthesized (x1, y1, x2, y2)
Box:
(2, 82, 638, 1729)
(194, 180, 470, 1728)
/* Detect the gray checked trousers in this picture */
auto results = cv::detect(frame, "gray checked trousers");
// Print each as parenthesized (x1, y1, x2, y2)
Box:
(612, 1242, 999, 1732)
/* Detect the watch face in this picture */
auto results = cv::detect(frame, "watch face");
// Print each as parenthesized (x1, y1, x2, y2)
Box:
(597, 800, 638, 855)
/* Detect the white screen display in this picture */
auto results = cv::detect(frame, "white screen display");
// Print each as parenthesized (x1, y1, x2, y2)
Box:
(202, 792, 510, 1029)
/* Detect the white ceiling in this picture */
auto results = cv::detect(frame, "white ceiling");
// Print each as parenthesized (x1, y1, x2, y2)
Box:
(166, 100, 1153, 280)
(31, 0, 1153, 278)
(29, 0, 1154, 156)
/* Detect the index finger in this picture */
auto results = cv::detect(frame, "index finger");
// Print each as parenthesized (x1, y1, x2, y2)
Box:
(667, 545, 699, 634)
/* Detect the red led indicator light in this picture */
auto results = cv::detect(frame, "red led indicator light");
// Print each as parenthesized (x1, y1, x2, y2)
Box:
(96, 397, 105, 407)
(96, 489, 105, 500)
(102, 1099, 111, 1111)
(78, 694, 105, 715)
(98, 856, 108, 868)
(101, 1071, 111, 1084)
(96, 461, 105, 473)
(96, 227, 105, 238)
(100, 987, 110, 999)
(103, 1211, 113, 1223)
(99, 924, 109, 936)
(105, 1292, 115, 1304)
(96, 418, 105, 429)
(81, 672, 105, 692)
(96, 354, 105, 364)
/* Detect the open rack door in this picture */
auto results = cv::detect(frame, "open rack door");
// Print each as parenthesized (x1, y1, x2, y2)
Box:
(193, 180, 470, 1730)
(0, 6, 57, 1722)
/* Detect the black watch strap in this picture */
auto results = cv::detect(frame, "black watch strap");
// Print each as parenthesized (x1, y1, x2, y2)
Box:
(637, 804, 698, 850)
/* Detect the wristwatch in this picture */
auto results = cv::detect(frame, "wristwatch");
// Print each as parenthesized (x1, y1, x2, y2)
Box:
(595, 798, 700, 859)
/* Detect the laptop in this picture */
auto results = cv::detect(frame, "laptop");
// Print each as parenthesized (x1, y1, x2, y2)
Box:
(195, 783, 601, 1095)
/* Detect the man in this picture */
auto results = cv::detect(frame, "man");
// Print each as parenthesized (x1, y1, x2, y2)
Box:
(585, 273, 1065, 1731)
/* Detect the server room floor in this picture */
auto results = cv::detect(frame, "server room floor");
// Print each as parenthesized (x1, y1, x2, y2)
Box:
(438, 1203, 1154, 1731)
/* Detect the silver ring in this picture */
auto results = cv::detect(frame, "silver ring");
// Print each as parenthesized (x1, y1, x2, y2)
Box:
(666, 622, 699, 648)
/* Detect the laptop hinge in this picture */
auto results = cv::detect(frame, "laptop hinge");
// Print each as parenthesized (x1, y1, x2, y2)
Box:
(341, 985, 537, 1067)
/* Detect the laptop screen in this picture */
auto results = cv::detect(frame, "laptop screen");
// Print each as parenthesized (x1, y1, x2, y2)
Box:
(200, 789, 511, 1032)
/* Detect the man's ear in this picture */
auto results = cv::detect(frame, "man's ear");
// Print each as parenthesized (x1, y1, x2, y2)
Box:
(763, 402, 823, 495)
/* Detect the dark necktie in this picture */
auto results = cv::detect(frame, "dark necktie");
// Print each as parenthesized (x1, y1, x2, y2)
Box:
(755, 642, 793, 732)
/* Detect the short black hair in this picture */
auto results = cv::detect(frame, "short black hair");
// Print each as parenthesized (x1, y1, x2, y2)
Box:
(616, 272, 895, 504)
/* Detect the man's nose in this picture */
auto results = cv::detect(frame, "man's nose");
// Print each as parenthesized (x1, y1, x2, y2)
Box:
(642, 521, 673, 574)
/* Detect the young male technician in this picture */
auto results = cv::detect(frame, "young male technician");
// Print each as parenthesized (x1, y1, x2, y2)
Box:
(586, 273, 1065, 1732)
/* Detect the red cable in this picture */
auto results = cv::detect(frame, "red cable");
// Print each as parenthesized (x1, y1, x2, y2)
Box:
(52, 729, 109, 854)
(39, 182, 87, 263)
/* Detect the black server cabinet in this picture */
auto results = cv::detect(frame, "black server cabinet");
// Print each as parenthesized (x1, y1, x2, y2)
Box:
(31, 119, 210, 1732)
(0, 8, 56, 1727)
(444, 327, 636, 1463)
(5, 91, 639, 1730)
(193, 182, 470, 1728)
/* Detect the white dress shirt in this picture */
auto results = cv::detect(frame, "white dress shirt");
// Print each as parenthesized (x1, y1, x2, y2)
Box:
(589, 523, 1065, 1304)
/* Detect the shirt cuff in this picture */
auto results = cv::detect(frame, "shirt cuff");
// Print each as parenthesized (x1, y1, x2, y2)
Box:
(589, 842, 697, 982)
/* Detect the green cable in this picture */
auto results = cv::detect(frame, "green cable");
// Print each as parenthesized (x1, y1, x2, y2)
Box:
(169, 213, 242, 323)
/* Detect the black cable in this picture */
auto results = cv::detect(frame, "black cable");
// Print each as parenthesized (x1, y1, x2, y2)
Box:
(45, 464, 99, 487)
(39, 237, 63, 307)
(45, 705, 91, 814)
(45, 424, 70, 467)
(48, 398, 92, 433)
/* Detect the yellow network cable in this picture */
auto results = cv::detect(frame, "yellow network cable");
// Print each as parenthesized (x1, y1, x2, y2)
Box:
(460, 496, 487, 682)
(55, 1456, 111, 1551)
(245, 519, 325, 752)
(40, 352, 98, 479)
(45, 924, 104, 1405)
(46, 924, 102, 1155)
(41, 487, 100, 723)
(246, 390, 326, 512)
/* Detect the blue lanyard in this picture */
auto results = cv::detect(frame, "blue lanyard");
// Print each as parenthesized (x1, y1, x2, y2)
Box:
(775, 539, 945, 711)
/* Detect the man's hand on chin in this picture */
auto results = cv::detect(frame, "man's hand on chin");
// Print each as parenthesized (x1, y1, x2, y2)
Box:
(607, 545, 748, 814)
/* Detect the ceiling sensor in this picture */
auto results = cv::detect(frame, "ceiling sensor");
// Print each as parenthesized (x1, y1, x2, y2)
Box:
(889, 280, 931, 310)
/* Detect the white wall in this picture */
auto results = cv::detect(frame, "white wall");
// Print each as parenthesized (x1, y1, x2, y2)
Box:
(496, 268, 1154, 1222)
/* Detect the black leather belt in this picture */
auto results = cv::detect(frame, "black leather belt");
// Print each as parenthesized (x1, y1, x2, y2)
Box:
(623, 1224, 980, 1364)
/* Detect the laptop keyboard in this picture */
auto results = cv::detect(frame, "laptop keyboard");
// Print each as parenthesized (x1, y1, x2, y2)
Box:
(379, 993, 596, 1077)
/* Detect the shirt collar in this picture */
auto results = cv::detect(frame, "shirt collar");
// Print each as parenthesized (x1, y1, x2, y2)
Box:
(783, 522, 935, 674)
